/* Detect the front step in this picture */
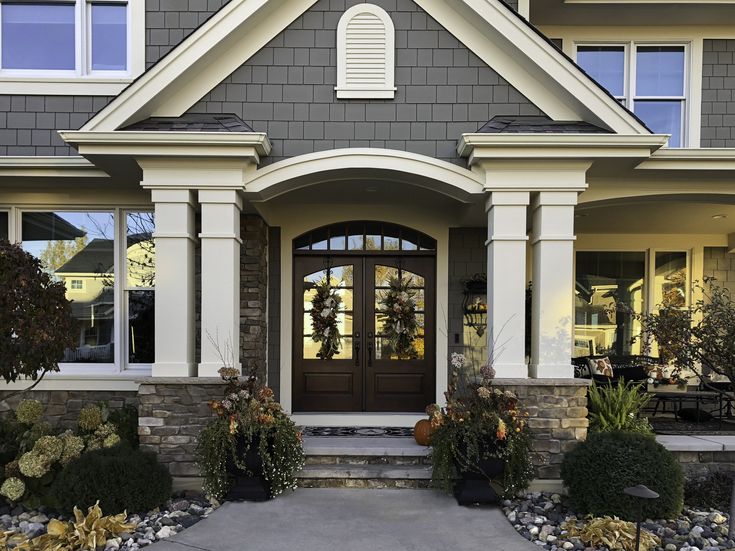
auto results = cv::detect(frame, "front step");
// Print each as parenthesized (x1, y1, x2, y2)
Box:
(297, 436, 433, 489)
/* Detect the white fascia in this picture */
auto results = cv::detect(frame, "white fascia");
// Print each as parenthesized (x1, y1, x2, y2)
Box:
(0, 156, 108, 178)
(81, 0, 318, 131)
(637, 148, 735, 171)
(457, 133, 670, 164)
(59, 131, 272, 161)
(413, 0, 650, 134)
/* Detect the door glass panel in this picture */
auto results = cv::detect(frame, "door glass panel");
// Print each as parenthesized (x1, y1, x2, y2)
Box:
(384, 236, 399, 250)
(375, 265, 399, 287)
(302, 265, 353, 360)
(374, 265, 425, 361)
(404, 270, 425, 287)
(413, 289, 425, 310)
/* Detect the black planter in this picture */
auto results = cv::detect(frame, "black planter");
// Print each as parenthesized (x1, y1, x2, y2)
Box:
(453, 441, 505, 506)
(225, 434, 272, 502)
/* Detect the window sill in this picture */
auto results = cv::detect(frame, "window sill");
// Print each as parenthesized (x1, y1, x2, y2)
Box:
(0, 369, 150, 392)
(0, 77, 134, 96)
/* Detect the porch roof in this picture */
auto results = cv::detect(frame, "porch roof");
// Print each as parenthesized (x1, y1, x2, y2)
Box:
(121, 113, 253, 133)
(477, 115, 610, 134)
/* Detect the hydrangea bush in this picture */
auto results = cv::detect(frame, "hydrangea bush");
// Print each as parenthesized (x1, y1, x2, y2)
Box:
(0, 399, 125, 507)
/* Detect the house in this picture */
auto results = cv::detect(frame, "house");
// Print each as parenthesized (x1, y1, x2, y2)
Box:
(1, 0, 734, 484)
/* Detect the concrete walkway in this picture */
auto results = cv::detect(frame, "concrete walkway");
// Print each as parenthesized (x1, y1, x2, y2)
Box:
(150, 488, 537, 551)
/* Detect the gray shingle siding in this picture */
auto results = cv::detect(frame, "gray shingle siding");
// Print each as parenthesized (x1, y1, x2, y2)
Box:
(701, 39, 735, 148)
(187, 0, 544, 166)
(504, 0, 519, 11)
(0, 96, 111, 156)
(145, 0, 231, 68)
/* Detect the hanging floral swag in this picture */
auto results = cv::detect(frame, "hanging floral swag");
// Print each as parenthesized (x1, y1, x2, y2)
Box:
(310, 279, 342, 359)
(379, 276, 419, 359)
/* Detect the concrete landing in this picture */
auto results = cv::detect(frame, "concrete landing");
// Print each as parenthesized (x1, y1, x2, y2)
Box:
(148, 488, 538, 551)
(303, 436, 429, 456)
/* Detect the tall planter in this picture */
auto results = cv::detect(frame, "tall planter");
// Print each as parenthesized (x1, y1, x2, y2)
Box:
(225, 433, 272, 502)
(453, 440, 505, 505)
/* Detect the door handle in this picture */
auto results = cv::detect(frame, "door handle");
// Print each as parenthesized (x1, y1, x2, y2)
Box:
(367, 331, 373, 367)
(354, 332, 360, 366)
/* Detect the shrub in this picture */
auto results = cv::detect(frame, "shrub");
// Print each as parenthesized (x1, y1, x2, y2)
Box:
(561, 431, 684, 520)
(0, 240, 75, 384)
(51, 446, 172, 514)
(109, 404, 139, 449)
(588, 382, 653, 435)
(684, 471, 732, 510)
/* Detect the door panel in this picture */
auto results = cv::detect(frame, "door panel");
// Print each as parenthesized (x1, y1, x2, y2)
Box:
(364, 257, 435, 412)
(293, 257, 363, 412)
(293, 255, 435, 412)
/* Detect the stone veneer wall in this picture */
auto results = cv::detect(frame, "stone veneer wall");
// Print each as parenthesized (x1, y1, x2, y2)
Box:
(493, 380, 589, 480)
(240, 215, 268, 381)
(673, 451, 735, 478)
(0, 390, 137, 429)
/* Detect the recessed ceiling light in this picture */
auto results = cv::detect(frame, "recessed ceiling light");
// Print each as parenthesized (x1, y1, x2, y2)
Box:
(712, 214, 727, 220)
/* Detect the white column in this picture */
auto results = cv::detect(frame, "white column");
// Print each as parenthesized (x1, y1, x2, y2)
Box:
(151, 189, 197, 377)
(486, 191, 530, 378)
(198, 189, 243, 376)
(529, 191, 578, 378)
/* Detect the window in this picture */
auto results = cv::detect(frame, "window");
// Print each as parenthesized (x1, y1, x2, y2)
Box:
(0, 211, 7, 240)
(574, 252, 646, 357)
(336, 3, 395, 99)
(16, 209, 154, 372)
(294, 221, 436, 252)
(577, 43, 687, 147)
(0, 0, 142, 94)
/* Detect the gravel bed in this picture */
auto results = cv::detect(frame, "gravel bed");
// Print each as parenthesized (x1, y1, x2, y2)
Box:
(503, 492, 734, 551)
(0, 494, 215, 550)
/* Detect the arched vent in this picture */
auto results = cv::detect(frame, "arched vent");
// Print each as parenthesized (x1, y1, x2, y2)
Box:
(336, 4, 395, 99)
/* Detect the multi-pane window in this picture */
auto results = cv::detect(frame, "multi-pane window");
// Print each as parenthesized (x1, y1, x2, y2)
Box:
(15, 209, 154, 371)
(577, 43, 687, 147)
(0, 1, 129, 75)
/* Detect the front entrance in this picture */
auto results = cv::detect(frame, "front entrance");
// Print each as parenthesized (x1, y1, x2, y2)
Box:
(292, 222, 436, 412)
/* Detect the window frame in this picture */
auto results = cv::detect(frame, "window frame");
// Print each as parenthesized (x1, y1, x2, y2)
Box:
(0, 0, 143, 95)
(4, 205, 153, 377)
(575, 40, 690, 148)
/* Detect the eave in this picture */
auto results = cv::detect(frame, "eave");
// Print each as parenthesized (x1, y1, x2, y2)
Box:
(0, 157, 108, 178)
(636, 148, 735, 171)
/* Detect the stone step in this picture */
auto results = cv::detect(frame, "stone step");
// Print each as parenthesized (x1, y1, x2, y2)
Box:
(297, 464, 433, 489)
(303, 436, 429, 457)
(305, 455, 429, 466)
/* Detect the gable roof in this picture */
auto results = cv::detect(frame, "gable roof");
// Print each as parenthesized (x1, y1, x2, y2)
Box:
(79, 0, 649, 136)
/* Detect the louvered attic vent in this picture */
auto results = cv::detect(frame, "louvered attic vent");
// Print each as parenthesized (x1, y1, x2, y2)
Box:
(336, 3, 396, 99)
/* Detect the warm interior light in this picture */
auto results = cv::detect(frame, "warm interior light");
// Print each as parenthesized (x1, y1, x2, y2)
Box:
(712, 214, 728, 220)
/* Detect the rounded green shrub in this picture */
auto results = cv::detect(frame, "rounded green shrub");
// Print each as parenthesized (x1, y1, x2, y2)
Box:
(561, 431, 684, 520)
(51, 446, 172, 514)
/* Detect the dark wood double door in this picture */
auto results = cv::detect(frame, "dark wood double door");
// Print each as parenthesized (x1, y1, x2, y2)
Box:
(293, 255, 435, 412)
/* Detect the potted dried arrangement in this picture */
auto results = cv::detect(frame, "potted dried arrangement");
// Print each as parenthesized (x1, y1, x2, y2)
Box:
(196, 367, 305, 502)
(428, 353, 533, 505)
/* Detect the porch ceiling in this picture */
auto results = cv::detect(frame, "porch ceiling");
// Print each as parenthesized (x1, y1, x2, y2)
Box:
(575, 198, 735, 234)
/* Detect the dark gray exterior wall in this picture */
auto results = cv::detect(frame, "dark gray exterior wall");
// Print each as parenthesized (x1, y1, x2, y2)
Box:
(267, 226, 281, 399)
(187, 0, 544, 166)
(145, 0, 231, 68)
(703, 247, 735, 295)
(0, 1, 229, 156)
(701, 39, 735, 148)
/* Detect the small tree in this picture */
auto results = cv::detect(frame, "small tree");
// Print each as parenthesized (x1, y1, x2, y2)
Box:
(632, 277, 735, 536)
(0, 240, 75, 387)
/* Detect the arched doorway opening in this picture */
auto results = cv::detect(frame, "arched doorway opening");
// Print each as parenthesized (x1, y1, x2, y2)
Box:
(292, 221, 436, 412)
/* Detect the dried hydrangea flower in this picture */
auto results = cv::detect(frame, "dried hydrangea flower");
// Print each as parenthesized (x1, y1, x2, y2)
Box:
(4, 460, 20, 478)
(78, 404, 103, 432)
(59, 431, 85, 465)
(15, 399, 44, 425)
(0, 477, 26, 502)
(33, 435, 64, 462)
(18, 451, 49, 478)
(103, 433, 121, 448)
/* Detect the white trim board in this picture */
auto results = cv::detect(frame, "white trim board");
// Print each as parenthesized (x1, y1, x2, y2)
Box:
(80, 0, 649, 135)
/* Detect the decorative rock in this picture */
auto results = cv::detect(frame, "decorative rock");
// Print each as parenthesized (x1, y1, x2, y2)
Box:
(156, 526, 176, 539)
(710, 513, 727, 525)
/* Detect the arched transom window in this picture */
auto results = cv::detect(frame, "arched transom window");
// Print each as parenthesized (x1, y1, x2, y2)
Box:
(335, 3, 395, 99)
(294, 222, 436, 252)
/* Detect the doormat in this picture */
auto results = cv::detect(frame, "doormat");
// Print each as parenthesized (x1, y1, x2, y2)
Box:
(301, 426, 414, 437)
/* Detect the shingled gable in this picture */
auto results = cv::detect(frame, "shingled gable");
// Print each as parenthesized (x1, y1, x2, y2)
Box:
(78, 0, 649, 136)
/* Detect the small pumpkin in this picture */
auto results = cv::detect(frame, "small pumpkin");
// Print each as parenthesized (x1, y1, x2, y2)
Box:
(414, 419, 433, 446)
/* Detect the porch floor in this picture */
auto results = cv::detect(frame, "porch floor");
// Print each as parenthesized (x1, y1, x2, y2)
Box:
(147, 489, 538, 551)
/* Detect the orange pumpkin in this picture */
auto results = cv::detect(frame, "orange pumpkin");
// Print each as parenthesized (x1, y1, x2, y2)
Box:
(414, 419, 434, 446)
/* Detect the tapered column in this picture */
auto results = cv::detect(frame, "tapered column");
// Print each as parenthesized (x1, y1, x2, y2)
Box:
(198, 189, 243, 376)
(486, 191, 530, 378)
(151, 189, 197, 377)
(529, 191, 578, 378)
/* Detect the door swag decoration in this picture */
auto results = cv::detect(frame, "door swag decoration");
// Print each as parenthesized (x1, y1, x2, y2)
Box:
(379, 276, 419, 359)
(310, 278, 342, 359)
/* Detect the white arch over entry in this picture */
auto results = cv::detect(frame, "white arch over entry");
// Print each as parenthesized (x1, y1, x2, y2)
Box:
(243, 148, 485, 203)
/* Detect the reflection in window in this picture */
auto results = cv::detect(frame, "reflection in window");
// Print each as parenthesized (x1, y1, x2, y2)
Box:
(0, 212, 7, 240)
(1, 3, 75, 70)
(126, 212, 155, 364)
(574, 252, 645, 357)
(91, 3, 127, 71)
(22, 211, 115, 363)
(654, 252, 687, 309)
